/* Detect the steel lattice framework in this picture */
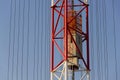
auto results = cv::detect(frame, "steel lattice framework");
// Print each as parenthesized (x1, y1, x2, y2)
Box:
(50, 0, 90, 80)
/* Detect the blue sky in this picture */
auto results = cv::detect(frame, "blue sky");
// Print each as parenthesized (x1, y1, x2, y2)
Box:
(0, 0, 120, 80)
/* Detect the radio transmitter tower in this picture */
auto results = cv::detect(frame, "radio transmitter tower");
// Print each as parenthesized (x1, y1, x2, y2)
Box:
(50, 0, 90, 80)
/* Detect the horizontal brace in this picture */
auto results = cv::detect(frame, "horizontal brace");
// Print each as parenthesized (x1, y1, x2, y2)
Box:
(68, 26, 86, 36)
(82, 37, 86, 42)
(68, 56, 79, 58)
(54, 37, 64, 39)
(55, 4, 86, 8)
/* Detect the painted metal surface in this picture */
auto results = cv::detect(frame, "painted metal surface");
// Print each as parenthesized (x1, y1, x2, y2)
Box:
(50, 0, 90, 80)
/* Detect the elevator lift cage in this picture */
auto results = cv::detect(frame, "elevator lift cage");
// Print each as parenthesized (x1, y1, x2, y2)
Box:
(68, 10, 82, 70)
(51, 0, 90, 80)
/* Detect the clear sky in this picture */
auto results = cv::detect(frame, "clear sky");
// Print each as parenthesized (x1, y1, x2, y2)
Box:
(0, 0, 120, 80)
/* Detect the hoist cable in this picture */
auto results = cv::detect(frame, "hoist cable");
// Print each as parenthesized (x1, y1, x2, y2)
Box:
(33, 0, 37, 80)
(7, 0, 13, 80)
(89, 0, 94, 79)
(40, 0, 43, 79)
(102, 0, 106, 79)
(42, 0, 46, 79)
(38, 0, 42, 79)
(102, 0, 109, 79)
(46, 0, 50, 79)
(112, 0, 118, 80)
(46, 1, 48, 79)
(16, 0, 21, 80)
(104, 0, 109, 79)
(47, 1, 51, 79)
(44, 1, 47, 80)
(26, 0, 30, 80)
(21, 0, 25, 80)
(96, 0, 101, 79)
(11, 0, 17, 80)
(99, 0, 103, 79)
(37, 0, 40, 80)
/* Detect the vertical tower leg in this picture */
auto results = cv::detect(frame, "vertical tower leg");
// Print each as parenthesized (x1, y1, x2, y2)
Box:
(51, 72, 53, 80)
(64, 61, 68, 80)
(87, 71, 90, 80)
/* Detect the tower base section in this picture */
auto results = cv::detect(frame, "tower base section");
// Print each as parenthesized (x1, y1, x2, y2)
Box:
(50, 61, 90, 80)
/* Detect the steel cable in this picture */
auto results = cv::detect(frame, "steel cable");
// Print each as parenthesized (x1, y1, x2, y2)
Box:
(40, 0, 43, 79)
(104, 0, 109, 79)
(11, 0, 17, 80)
(42, 0, 46, 79)
(99, 0, 104, 80)
(47, 1, 51, 79)
(112, 0, 118, 80)
(102, 0, 109, 80)
(26, 0, 30, 80)
(21, 0, 25, 80)
(44, 0, 47, 80)
(96, 0, 101, 79)
(16, 0, 21, 80)
(37, 0, 40, 80)
(7, 0, 13, 80)
(33, 0, 37, 80)
(89, 0, 95, 79)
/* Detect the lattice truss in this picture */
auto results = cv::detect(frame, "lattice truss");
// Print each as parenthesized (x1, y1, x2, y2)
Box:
(51, 0, 90, 80)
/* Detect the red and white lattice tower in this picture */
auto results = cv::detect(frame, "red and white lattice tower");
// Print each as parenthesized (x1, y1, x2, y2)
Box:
(50, 0, 90, 80)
